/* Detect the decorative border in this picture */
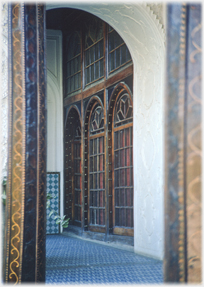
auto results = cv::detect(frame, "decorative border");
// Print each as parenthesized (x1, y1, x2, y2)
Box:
(178, 4, 187, 282)
(3, 3, 46, 283)
(6, 4, 25, 284)
(21, 4, 38, 281)
(36, 4, 47, 282)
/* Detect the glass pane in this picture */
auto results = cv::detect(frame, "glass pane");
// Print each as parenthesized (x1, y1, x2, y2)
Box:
(125, 148, 130, 166)
(67, 62, 70, 75)
(95, 42, 99, 60)
(95, 61, 99, 79)
(67, 31, 81, 60)
(71, 76, 74, 92)
(90, 140, 93, 155)
(99, 190, 103, 207)
(71, 59, 74, 74)
(90, 157, 93, 172)
(114, 151, 119, 169)
(115, 208, 119, 226)
(85, 16, 103, 48)
(86, 67, 89, 85)
(115, 31, 123, 48)
(78, 73, 81, 88)
(121, 44, 126, 65)
(99, 137, 103, 153)
(94, 139, 97, 154)
(90, 174, 93, 190)
(116, 48, 120, 68)
(74, 75, 78, 90)
(91, 64, 94, 82)
(90, 46, 94, 62)
(109, 31, 114, 51)
(86, 50, 90, 66)
(109, 52, 114, 72)
(99, 40, 103, 57)
(99, 155, 103, 171)
(100, 59, 104, 77)
(115, 189, 119, 206)
(114, 169, 119, 187)
(121, 208, 125, 226)
(126, 189, 130, 206)
(67, 78, 70, 94)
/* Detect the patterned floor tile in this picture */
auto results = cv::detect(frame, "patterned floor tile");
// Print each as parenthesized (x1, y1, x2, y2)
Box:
(46, 234, 163, 284)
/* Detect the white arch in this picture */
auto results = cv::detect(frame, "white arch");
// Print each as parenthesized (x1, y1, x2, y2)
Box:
(46, 3, 165, 260)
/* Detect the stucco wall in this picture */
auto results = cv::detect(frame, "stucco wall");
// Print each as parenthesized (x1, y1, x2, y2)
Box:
(1, 3, 8, 181)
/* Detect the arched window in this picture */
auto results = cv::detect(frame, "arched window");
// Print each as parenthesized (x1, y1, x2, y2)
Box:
(63, 10, 133, 237)
(113, 89, 133, 235)
(84, 98, 105, 232)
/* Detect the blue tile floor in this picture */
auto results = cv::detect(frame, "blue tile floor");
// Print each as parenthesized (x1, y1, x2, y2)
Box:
(46, 234, 163, 284)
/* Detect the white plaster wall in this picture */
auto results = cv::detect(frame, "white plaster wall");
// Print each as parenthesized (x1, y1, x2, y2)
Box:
(46, 3, 165, 260)
(1, 3, 8, 181)
(46, 30, 64, 233)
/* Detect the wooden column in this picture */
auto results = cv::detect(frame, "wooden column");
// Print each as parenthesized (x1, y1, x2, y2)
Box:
(3, 3, 47, 283)
(164, 3, 202, 283)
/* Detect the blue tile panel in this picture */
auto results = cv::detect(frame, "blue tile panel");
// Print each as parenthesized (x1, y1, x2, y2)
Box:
(46, 234, 163, 284)
(46, 173, 60, 234)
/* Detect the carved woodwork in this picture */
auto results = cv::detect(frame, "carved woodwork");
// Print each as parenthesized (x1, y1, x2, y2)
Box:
(164, 3, 202, 283)
(3, 3, 46, 283)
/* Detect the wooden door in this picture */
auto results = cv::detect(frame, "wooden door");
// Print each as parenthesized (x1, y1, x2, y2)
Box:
(112, 91, 133, 236)
(88, 102, 105, 232)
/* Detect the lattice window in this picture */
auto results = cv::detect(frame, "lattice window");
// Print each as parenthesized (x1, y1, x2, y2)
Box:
(84, 17, 104, 86)
(89, 104, 105, 226)
(114, 93, 133, 127)
(113, 92, 133, 232)
(90, 105, 104, 135)
(108, 25, 132, 74)
(74, 126, 82, 223)
(66, 31, 81, 95)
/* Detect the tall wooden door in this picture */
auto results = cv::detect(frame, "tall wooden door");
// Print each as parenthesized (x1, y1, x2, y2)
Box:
(112, 88, 133, 236)
(88, 101, 105, 233)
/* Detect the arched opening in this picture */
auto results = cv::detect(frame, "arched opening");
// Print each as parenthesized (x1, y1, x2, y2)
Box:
(46, 7, 134, 238)
(108, 83, 133, 236)
(46, 3, 165, 260)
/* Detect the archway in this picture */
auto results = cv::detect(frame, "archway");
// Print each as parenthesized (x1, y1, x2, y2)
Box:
(46, 3, 165, 260)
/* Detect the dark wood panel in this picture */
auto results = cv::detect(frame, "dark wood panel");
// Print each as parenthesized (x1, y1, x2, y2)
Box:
(64, 65, 133, 108)
(89, 226, 106, 233)
(113, 227, 133, 237)
(4, 3, 46, 283)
